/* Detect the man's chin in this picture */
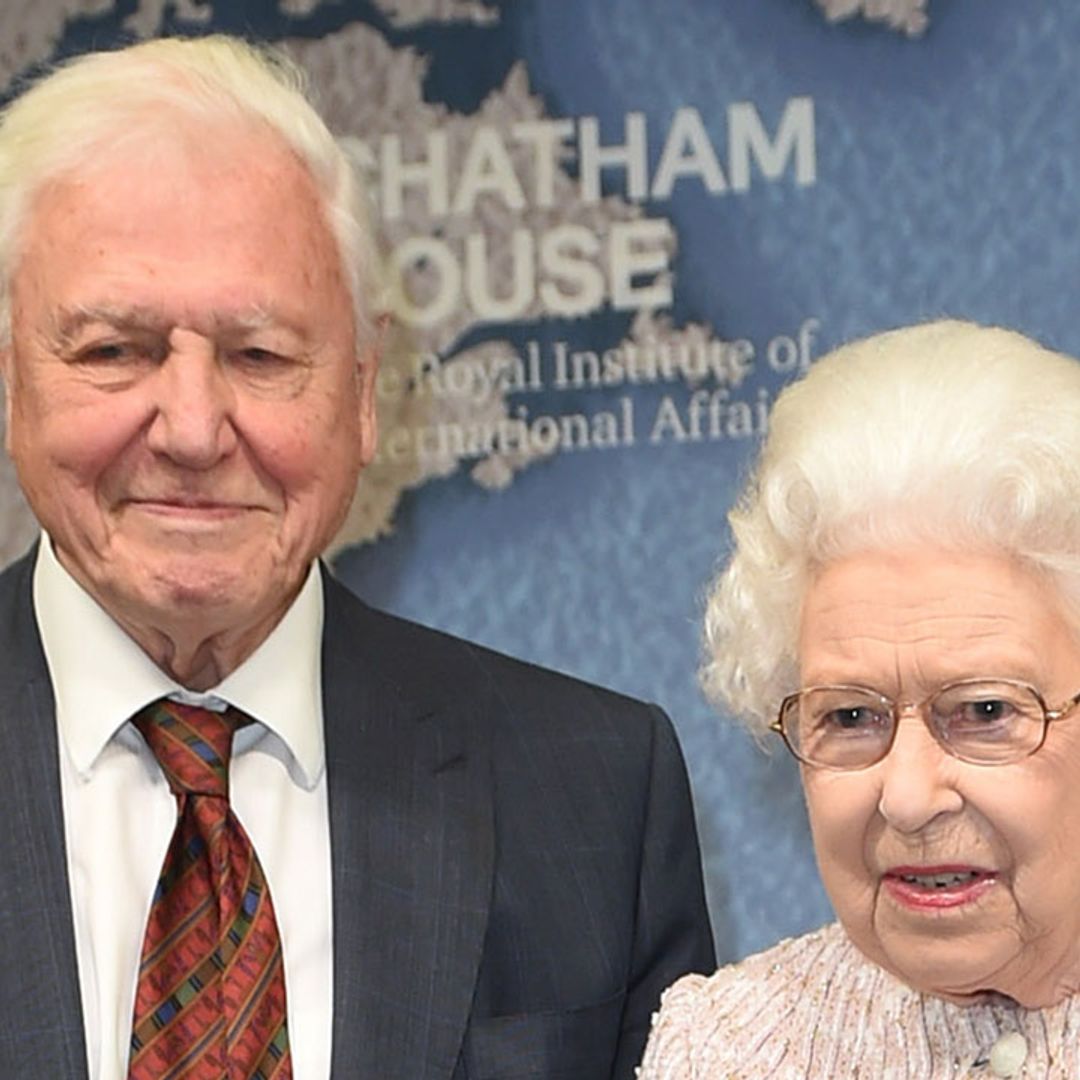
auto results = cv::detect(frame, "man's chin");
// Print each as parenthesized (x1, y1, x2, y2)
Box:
(99, 550, 290, 625)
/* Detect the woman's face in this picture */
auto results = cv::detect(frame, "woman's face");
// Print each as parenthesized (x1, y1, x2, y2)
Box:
(800, 548, 1080, 1007)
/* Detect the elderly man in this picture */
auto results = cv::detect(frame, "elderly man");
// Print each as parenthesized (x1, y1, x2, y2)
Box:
(0, 35, 713, 1080)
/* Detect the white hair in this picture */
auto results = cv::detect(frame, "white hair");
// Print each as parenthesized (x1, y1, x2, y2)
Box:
(702, 319, 1080, 733)
(0, 35, 385, 349)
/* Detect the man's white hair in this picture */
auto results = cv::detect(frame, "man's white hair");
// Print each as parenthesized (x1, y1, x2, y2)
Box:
(703, 319, 1080, 733)
(0, 34, 384, 349)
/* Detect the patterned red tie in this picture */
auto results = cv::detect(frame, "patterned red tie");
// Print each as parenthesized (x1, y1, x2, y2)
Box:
(128, 699, 292, 1080)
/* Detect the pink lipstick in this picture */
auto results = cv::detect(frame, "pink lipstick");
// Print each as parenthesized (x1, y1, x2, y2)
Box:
(883, 865, 997, 910)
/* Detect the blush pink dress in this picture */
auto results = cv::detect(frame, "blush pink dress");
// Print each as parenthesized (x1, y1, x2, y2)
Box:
(638, 922, 1080, 1079)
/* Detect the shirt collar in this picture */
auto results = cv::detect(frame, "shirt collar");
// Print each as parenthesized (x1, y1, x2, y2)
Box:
(33, 536, 325, 787)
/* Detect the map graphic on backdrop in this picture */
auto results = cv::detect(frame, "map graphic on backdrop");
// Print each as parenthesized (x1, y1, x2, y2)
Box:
(0, 0, 913, 561)
(2, 0, 1077, 965)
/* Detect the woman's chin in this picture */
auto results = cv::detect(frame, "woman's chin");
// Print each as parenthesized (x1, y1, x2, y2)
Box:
(866, 917, 1077, 1009)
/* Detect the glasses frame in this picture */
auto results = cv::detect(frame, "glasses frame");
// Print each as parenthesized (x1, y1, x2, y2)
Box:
(771, 676, 1080, 771)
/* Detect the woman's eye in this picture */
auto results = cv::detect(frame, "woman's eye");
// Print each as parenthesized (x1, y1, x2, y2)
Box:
(958, 699, 1015, 724)
(820, 706, 884, 731)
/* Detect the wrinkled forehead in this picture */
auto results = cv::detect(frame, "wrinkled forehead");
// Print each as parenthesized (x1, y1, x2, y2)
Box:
(13, 110, 326, 276)
(2, 128, 356, 371)
(18, 126, 337, 279)
(53, 99, 297, 172)
(29, 115, 311, 218)
(798, 548, 1080, 694)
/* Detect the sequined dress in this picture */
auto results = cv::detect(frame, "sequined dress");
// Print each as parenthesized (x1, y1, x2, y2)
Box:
(637, 922, 1080, 1079)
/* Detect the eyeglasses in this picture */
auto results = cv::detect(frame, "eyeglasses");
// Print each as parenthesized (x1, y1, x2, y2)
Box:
(772, 678, 1080, 771)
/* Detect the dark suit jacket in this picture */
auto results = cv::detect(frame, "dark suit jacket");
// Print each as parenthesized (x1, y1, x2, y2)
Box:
(0, 553, 714, 1079)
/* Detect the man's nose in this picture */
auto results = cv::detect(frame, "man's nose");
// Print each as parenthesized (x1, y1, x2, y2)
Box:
(876, 706, 964, 833)
(144, 331, 238, 468)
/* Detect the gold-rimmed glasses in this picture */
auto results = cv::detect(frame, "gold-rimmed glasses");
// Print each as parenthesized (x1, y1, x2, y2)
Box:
(771, 678, 1080, 771)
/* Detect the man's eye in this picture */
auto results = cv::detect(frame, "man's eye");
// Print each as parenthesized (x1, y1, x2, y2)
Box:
(72, 334, 166, 367)
(77, 342, 137, 362)
(234, 347, 292, 368)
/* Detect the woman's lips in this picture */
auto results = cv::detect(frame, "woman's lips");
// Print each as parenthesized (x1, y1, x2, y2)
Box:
(882, 865, 998, 910)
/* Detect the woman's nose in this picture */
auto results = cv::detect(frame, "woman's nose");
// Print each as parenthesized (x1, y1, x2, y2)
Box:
(876, 706, 964, 833)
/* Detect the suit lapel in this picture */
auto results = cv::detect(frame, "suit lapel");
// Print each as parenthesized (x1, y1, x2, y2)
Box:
(0, 551, 87, 1078)
(322, 575, 494, 1080)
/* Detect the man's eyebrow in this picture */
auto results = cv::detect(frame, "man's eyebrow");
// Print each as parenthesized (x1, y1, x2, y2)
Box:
(52, 305, 169, 342)
(51, 304, 281, 343)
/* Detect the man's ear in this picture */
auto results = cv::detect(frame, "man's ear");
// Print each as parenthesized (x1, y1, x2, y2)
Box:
(356, 313, 387, 468)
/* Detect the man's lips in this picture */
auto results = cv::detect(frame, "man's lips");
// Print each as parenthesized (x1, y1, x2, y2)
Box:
(882, 864, 998, 910)
(124, 498, 261, 517)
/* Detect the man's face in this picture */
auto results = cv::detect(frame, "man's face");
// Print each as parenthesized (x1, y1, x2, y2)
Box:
(2, 127, 376, 664)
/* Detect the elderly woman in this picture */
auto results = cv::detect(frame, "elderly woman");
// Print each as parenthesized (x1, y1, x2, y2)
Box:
(640, 319, 1080, 1079)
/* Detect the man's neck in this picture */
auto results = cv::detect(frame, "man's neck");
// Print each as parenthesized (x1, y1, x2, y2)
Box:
(49, 538, 309, 690)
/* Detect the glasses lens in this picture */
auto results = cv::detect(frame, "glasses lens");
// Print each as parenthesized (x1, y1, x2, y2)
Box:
(783, 687, 893, 769)
(928, 681, 1045, 764)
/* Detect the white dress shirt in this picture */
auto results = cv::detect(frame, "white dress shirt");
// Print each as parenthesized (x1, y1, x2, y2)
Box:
(33, 537, 333, 1080)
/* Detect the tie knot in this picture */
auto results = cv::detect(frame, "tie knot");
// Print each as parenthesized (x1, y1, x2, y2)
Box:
(134, 699, 246, 797)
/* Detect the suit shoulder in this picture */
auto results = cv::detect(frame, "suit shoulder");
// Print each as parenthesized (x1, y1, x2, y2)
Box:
(0, 548, 34, 605)
(322, 571, 665, 740)
(0, 548, 38, 640)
